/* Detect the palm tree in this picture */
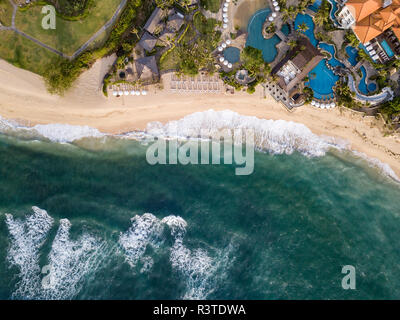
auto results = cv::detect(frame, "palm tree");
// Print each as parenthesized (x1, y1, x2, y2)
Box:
(297, 22, 309, 33)
(288, 39, 297, 49)
(281, 6, 296, 22)
(314, 11, 328, 27)
(130, 27, 140, 39)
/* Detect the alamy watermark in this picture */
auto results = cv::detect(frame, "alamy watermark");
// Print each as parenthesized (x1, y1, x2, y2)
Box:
(41, 5, 56, 30)
(145, 129, 255, 175)
(341, 265, 356, 290)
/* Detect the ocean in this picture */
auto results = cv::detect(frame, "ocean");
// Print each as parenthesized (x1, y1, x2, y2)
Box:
(0, 110, 400, 300)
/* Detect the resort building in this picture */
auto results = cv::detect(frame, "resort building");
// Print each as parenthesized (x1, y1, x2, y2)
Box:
(144, 7, 164, 35)
(138, 32, 158, 52)
(272, 37, 324, 101)
(166, 11, 185, 32)
(338, 0, 400, 61)
(135, 56, 160, 84)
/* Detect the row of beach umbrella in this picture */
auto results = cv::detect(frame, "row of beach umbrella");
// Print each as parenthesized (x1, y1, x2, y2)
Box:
(112, 90, 148, 97)
(311, 100, 336, 109)
(218, 39, 233, 69)
(268, 0, 280, 21)
(222, 0, 230, 29)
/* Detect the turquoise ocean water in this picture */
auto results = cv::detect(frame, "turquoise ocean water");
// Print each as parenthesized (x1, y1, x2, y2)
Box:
(0, 110, 400, 300)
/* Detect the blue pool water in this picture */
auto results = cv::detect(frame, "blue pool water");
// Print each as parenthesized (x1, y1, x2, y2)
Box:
(294, 14, 318, 46)
(346, 46, 358, 66)
(306, 60, 339, 99)
(319, 42, 345, 68)
(281, 23, 290, 36)
(309, 0, 322, 12)
(295, 14, 339, 98)
(358, 66, 376, 94)
(309, 0, 338, 21)
(246, 9, 289, 63)
(381, 40, 395, 57)
(224, 47, 240, 63)
(328, 0, 338, 21)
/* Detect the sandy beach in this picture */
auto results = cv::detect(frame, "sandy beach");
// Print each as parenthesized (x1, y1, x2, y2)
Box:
(0, 57, 400, 177)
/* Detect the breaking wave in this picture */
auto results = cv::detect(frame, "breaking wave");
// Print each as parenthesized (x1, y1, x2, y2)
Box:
(162, 215, 233, 300)
(0, 116, 103, 143)
(118, 213, 234, 299)
(143, 110, 334, 157)
(5, 207, 233, 300)
(5, 207, 108, 299)
(118, 213, 164, 269)
(1, 110, 398, 181)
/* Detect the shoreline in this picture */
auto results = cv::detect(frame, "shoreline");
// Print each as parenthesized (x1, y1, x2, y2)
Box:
(1, 58, 400, 178)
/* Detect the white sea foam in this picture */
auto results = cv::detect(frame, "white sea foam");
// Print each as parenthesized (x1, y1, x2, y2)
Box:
(143, 110, 334, 157)
(119, 213, 233, 299)
(0, 116, 103, 143)
(5, 207, 54, 299)
(5, 207, 107, 299)
(42, 219, 107, 300)
(161, 215, 233, 300)
(118, 213, 165, 268)
(32, 124, 103, 143)
(352, 151, 400, 182)
(1, 110, 398, 180)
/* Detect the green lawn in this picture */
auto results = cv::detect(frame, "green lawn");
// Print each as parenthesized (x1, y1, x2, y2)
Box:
(200, 0, 221, 13)
(0, 0, 13, 27)
(160, 46, 180, 71)
(0, 30, 59, 75)
(15, 0, 121, 56)
(193, 12, 217, 35)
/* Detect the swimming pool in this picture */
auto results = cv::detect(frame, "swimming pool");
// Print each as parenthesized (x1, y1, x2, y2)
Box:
(319, 42, 345, 68)
(306, 60, 339, 99)
(246, 9, 290, 63)
(346, 46, 358, 66)
(308, 0, 322, 12)
(294, 14, 339, 99)
(381, 40, 395, 58)
(294, 14, 318, 46)
(308, 0, 338, 21)
(224, 47, 240, 63)
(358, 66, 376, 95)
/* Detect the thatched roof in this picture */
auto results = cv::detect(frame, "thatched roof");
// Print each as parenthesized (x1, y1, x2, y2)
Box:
(167, 12, 184, 32)
(139, 31, 157, 52)
(144, 7, 164, 34)
(135, 56, 159, 81)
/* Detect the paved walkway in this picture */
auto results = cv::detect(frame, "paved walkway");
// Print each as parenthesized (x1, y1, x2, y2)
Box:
(1, 0, 127, 60)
